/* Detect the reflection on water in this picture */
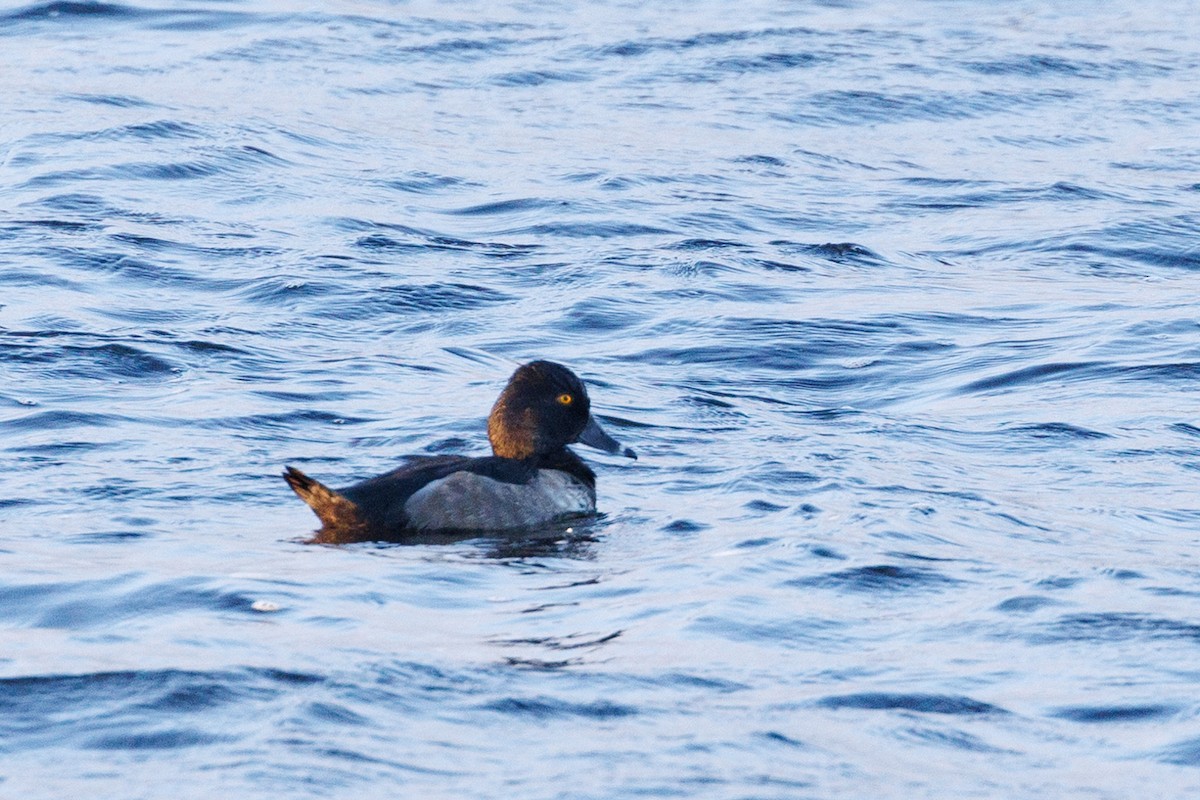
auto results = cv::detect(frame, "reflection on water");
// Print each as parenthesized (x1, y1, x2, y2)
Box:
(343, 522, 604, 561)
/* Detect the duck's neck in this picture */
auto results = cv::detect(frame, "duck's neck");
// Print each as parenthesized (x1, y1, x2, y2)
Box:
(533, 448, 596, 489)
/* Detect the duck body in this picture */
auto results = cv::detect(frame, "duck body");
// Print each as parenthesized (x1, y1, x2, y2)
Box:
(285, 451, 596, 541)
(284, 361, 635, 543)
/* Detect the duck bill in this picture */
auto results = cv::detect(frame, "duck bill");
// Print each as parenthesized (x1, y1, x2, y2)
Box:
(577, 415, 637, 460)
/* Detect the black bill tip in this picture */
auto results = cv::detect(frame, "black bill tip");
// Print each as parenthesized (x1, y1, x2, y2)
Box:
(577, 415, 637, 460)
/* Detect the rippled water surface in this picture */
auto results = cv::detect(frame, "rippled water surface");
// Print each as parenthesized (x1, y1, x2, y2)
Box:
(4, 0, 1200, 796)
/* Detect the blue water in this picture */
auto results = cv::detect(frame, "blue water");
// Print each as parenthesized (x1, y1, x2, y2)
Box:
(3, 0, 1200, 796)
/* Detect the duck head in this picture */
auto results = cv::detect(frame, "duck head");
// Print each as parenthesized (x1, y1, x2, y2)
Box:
(487, 360, 637, 461)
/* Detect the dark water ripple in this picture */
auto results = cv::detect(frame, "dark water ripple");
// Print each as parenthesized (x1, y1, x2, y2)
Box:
(787, 563, 963, 593)
(4, 0, 1200, 797)
(1051, 703, 1178, 723)
(818, 693, 1005, 716)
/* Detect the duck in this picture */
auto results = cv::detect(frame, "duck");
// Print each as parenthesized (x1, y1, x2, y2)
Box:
(283, 360, 637, 543)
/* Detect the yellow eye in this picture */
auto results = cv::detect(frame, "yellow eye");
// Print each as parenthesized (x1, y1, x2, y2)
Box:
(557, 393, 573, 405)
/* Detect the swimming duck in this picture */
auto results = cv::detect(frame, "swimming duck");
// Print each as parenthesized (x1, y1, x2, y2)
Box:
(284, 360, 636, 543)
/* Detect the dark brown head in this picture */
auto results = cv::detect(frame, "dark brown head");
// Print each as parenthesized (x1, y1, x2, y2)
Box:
(487, 360, 636, 461)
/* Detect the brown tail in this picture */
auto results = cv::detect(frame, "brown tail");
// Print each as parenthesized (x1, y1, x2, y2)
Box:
(283, 466, 366, 535)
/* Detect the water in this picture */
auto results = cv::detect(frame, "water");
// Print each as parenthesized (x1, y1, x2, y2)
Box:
(3, 0, 1200, 796)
